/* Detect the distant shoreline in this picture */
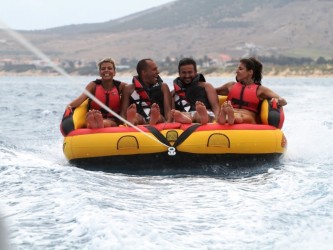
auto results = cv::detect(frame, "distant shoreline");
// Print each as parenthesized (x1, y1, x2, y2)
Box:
(1, 71, 332, 78)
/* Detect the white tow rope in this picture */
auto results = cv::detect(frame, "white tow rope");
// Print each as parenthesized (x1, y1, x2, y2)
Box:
(0, 19, 174, 151)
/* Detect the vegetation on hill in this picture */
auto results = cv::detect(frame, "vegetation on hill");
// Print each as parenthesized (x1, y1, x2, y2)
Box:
(1, 54, 332, 77)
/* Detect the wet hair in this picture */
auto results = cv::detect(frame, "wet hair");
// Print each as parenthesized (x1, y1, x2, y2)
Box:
(97, 57, 116, 71)
(240, 57, 262, 84)
(178, 58, 197, 72)
(136, 58, 153, 77)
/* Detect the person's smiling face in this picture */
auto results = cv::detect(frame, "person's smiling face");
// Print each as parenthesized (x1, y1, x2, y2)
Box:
(99, 62, 115, 80)
(143, 60, 160, 85)
(179, 64, 197, 84)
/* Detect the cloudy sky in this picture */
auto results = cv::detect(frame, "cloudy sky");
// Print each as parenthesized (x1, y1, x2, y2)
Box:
(0, 0, 175, 30)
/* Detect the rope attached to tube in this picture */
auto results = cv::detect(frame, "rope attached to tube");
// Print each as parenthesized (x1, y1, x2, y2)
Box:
(0, 19, 174, 152)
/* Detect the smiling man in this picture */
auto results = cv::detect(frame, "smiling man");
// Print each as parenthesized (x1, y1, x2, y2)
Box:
(171, 58, 220, 125)
(120, 58, 172, 125)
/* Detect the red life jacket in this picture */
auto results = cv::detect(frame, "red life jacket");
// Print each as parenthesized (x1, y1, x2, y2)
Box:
(227, 82, 260, 113)
(89, 80, 121, 118)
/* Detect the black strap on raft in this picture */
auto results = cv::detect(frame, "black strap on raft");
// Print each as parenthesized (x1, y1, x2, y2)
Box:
(268, 110, 281, 128)
(173, 124, 201, 147)
(268, 99, 282, 128)
(145, 125, 171, 147)
(145, 123, 201, 149)
(60, 108, 75, 136)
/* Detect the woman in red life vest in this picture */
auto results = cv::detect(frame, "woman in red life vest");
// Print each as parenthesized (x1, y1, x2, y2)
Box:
(65, 58, 127, 128)
(216, 57, 287, 124)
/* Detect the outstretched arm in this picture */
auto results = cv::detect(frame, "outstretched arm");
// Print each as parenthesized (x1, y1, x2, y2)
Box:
(215, 81, 234, 96)
(66, 81, 95, 110)
(258, 85, 287, 106)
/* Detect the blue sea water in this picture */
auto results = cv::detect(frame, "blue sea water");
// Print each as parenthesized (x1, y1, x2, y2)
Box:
(0, 75, 332, 249)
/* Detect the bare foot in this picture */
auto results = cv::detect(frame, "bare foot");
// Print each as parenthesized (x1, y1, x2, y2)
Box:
(86, 110, 97, 128)
(224, 101, 235, 125)
(195, 101, 209, 125)
(126, 104, 137, 124)
(86, 110, 104, 128)
(217, 105, 227, 125)
(171, 109, 192, 124)
(94, 110, 104, 128)
(149, 103, 161, 125)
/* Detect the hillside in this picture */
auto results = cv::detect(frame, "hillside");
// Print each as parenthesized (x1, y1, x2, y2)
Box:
(1, 0, 332, 63)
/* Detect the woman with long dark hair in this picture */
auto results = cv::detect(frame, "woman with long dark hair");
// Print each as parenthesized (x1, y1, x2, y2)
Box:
(216, 57, 287, 124)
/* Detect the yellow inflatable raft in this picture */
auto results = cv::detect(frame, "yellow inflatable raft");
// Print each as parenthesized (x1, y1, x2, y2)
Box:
(60, 97, 287, 165)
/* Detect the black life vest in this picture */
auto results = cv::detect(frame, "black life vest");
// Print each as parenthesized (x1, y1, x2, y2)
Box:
(130, 76, 164, 122)
(173, 74, 211, 112)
